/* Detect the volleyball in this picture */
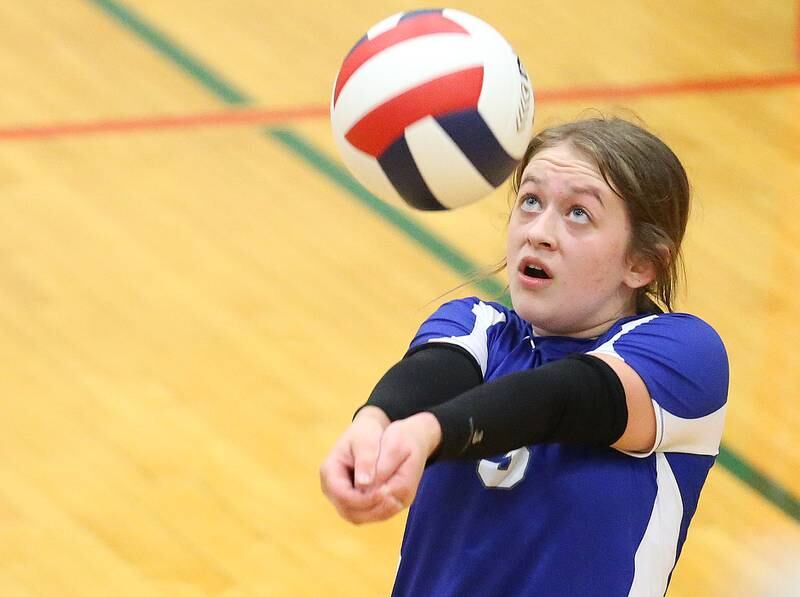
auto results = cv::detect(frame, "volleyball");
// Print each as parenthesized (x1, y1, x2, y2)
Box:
(331, 8, 534, 210)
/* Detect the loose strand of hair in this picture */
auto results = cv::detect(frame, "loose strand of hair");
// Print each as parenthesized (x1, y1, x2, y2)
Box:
(422, 259, 508, 310)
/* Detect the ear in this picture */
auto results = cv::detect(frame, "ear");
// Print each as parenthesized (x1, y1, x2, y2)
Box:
(624, 251, 659, 290)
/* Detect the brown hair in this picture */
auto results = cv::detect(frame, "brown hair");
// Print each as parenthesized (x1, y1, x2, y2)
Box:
(510, 117, 690, 312)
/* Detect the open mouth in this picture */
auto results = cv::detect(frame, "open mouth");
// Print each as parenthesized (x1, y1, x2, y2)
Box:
(522, 263, 551, 280)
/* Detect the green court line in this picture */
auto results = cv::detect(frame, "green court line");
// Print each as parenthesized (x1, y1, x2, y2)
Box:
(89, 0, 249, 105)
(90, 0, 800, 524)
(718, 446, 800, 520)
(268, 128, 506, 300)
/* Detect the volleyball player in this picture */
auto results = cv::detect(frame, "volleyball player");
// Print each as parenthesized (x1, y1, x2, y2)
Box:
(320, 117, 729, 596)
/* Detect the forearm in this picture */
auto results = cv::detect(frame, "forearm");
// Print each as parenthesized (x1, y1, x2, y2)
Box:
(427, 354, 629, 460)
(356, 343, 483, 421)
(353, 405, 391, 427)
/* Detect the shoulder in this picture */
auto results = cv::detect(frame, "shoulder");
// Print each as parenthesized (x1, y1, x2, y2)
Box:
(596, 312, 726, 359)
(409, 297, 528, 377)
(592, 312, 729, 418)
(416, 296, 522, 331)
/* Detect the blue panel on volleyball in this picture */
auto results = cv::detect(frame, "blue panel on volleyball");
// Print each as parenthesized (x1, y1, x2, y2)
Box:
(436, 110, 518, 188)
(379, 136, 443, 210)
(399, 8, 444, 21)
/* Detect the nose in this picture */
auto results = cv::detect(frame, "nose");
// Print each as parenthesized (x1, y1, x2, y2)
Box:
(525, 209, 559, 251)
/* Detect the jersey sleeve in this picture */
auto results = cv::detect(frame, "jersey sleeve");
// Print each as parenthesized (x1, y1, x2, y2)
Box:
(589, 313, 729, 457)
(408, 297, 508, 379)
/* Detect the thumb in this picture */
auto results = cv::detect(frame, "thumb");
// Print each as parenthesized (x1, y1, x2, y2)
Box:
(379, 449, 423, 509)
(374, 428, 409, 488)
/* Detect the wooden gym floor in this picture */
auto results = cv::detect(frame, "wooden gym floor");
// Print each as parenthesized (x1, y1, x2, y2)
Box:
(0, 1, 798, 595)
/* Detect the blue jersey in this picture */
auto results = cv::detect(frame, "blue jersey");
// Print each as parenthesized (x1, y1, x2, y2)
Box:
(392, 297, 729, 597)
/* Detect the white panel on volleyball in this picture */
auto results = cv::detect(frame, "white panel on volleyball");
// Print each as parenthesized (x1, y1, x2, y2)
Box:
(335, 139, 405, 205)
(442, 9, 533, 160)
(366, 12, 404, 39)
(405, 116, 494, 209)
(332, 34, 482, 135)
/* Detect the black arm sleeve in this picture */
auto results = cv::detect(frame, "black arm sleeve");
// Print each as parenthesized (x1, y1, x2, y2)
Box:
(427, 354, 628, 460)
(355, 343, 483, 422)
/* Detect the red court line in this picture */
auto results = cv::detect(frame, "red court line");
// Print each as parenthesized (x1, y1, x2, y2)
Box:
(1, 72, 799, 141)
(537, 71, 800, 102)
(0, 105, 328, 140)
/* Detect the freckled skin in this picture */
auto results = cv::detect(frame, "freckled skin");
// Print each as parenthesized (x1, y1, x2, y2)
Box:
(507, 143, 649, 338)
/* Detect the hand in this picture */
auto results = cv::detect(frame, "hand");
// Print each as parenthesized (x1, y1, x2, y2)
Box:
(373, 412, 442, 513)
(320, 406, 404, 524)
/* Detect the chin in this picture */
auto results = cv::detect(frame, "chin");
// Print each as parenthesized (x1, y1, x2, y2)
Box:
(512, 299, 584, 336)
(510, 299, 556, 331)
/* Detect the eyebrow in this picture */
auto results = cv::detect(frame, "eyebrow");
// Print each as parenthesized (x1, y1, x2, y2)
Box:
(570, 185, 605, 207)
(520, 175, 606, 207)
(521, 174, 540, 186)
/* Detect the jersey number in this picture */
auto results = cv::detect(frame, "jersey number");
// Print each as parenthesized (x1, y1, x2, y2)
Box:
(477, 447, 531, 489)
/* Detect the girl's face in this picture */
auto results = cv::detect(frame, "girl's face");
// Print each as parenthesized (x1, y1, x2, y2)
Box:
(507, 142, 652, 337)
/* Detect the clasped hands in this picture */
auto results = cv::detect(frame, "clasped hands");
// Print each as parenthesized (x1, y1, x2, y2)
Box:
(320, 406, 442, 524)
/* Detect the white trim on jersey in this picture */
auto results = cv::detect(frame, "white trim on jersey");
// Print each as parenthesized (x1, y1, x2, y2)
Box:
(627, 453, 683, 597)
(632, 400, 728, 458)
(591, 314, 659, 357)
(426, 301, 506, 378)
(617, 399, 666, 459)
(652, 403, 726, 457)
(587, 314, 726, 458)
(613, 401, 727, 459)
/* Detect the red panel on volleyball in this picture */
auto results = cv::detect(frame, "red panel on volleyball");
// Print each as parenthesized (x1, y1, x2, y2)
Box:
(344, 67, 483, 158)
(333, 14, 469, 105)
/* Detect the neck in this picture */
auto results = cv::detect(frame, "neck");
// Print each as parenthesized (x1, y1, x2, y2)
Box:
(531, 296, 638, 339)
(532, 314, 623, 339)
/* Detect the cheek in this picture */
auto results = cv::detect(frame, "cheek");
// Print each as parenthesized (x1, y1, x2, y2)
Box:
(570, 239, 628, 288)
(506, 223, 524, 255)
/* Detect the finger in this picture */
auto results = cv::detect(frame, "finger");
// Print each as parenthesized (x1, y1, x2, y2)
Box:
(320, 458, 383, 512)
(351, 425, 382, 490)
(321, 461, 399, 524)
(320, 438, 354, 493)
(343, 492, 406, 525)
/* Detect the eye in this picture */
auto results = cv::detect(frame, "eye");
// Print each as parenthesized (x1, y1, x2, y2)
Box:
(519, 195, 543, 213)
(568, 206, 591, 223)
